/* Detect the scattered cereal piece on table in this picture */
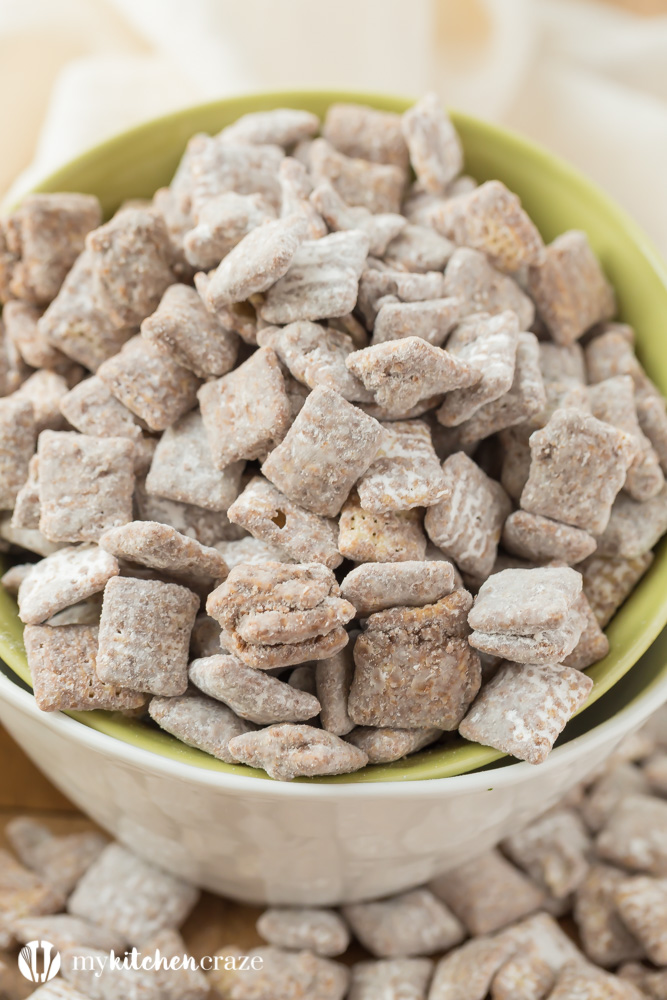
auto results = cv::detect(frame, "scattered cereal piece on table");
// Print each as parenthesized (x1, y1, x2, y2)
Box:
(614, 875, 667, 966)
(348, 958, 433, 1000)
(597, 794, 667, 875)
(12, 913, 124, 953)
(428, 935, 515, 1000)
(256, 907, 350, 957)
(571, 864, 645, 968)
(6, 817, 106, 895)
(343, 887, 464, 959)
(0, 848, 65, 922)
(227, 723, 368, 781)
(491, 947, 555, 1000)
(547, 961, 645, 1000)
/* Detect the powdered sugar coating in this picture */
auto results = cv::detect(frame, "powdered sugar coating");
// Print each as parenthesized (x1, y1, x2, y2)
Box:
(3, 300, 69, 371)
(219, 108, 319, 148)
(18, 544, 119, 625)
(614, 875, 667, 965)
(148, 692, 255, 764)
(59, 376, 142, 441)
(141, 283, 239, 377)
(596, 486, 667, 559)
(596, 793, 667, 876)
(315, 646, 355, 737)
(309, 138, 406, 214)
(469, 609, 586, 666)
(357, 420, 448, 513)
(562, 593, 610, 671)
(443, 247, 535, 330)
(579, 551, 654, 628)
(323, 103, 409, 169)
(256, 907, 350, 958)
(343, 888, 464, 959)
(310, 181, 406, 257)
(401, 93, 463, 194)
(372, 298, 462, 349)
(341, 560, 455, 616)
(99, 520, 228, 581)
(502, 511, 597, 566)
(228, 723, 368, 781)
(468, 566, 583, 634)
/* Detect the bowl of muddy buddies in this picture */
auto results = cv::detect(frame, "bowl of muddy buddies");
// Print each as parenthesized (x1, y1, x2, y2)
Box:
(0, 91, 667, 902)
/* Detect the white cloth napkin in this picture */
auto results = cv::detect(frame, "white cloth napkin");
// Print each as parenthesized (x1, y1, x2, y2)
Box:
(3, 0, 667, 255)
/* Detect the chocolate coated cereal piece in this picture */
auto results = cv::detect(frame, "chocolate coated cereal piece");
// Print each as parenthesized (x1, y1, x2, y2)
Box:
(99, 520, 228, 581)
(1, 193, 101, 306)
(383, 223, 455, 272)
(316, 646, 355, 736)
(579, 551, 654, 627)
(372, 298, 462, 348)
(310, 181, 406, 256)
(459, 662, 593, 765)
(0, 848, 65, 927)
(148, 692, 255, 763)
(491, 949, 555, 1000)
(595, 487, 667, 559)
(469, 607, 586, 665)
(436, 311, 520, 427)
(597, 794, 667, 875)
(339, 493, 427, 563)
(341, 560, 455, 616)
(348, 592, 480, 730)
(146, 410, 244, 512)
(141, 283, 238, 377)
(574, 865, 644, 968)
(0, 396, 35, 509)
(309, 138, 406, 214)
(68, 842, 198, 943)
(227, 476, 342, 569)
(60, 376, 142, 441)
(424, 452, 511, 580)
(207, 561, 353, 669)
(18, 544, 119, 625)
(190, 137, 284, 219)
(86, 208, 175, 326)
(430, 849, 545, 936)
(12, 914, 123, 953)
(345, 726, 441, 764)
(614, 875, 667, 965)
(428, 935, 515, 1000)
(528, 231, 616, 345)
(97, 335, 200, 432)
(343, 888, 464, 959)
(347, 337, 479, 415)
(503, 807, 593, 898)
(562, 593, 610, 670)
(220, 108, 319, 147)
(433, 180, 544, 273)
(135, 482, 244, 547)
(502, 511, 597, 566)
(24, 623, 145, 712)
(189, 653, 320, 725)
(457, 331, 546, 444)
(13, 369, 69, 433)
(38, 431, 134, 543)
(358, 266, 447, 327)
(521, 408, 637, 534)
(262, 386, 383, 517)
(401, 93, 463, 194)
(256, 907, 350, 957)
(215, 536, 292, 569)
(348, 958, 433, 1000)
(257, 320, 372, 401)
(38, 250, 134, 371)
(228, 945, 349, 1000)
(228, 723, 368, 781)
(184, 191, 276, 269)
(323, 103, 409, 169)
(279, 159, 328, 240)
(443, 247, 535, 330)
(11, 453, 40, 531)
(199, 346, 291, 469)
(3, 300, 68, 370)
(97, 576, 199, 696)
(260, 230, 370, 325)
(547, 962, 645, 1000)
(357, 420, 448, 513)
(6, 817, 106, 896)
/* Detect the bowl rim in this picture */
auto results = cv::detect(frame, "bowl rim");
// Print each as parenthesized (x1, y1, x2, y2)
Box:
(4, 88, 667, 784)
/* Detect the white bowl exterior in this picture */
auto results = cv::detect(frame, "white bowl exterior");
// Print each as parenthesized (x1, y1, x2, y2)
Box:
(1, 671, 665, 906)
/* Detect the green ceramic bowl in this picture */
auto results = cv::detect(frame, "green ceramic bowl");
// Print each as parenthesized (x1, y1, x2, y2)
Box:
(2, 90, 667, 783)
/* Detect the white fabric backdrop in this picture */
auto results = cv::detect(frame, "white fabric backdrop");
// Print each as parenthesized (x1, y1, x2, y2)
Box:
(2, 0, 667, 254)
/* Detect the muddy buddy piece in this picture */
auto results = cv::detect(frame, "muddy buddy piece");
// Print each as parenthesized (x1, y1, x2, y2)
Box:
(148, 692, 254, 764)
(99, 520, 228, 581)
(469, 609, 586, 665)
(459, 662, 593, 765)
(596, 486, 667, 559)
(346, 337, 479, 416)
(528, 230, 616, 345)
(597, 793, 667, 875)
(339, 493, 427, 563)
(371, 297, 462, 349)
(348, 592, 481, 730)
(433, 180, 544, 273)
(38, 250, 134, 371)
(562, 593, 610, 670)
(257, 320, 372, 401)
(12, 914, 123, 954)
(60, 376, 143, 441)
(310, 181, 406, 257)
(280, 157, 328, 240)
(217, 107, 319, 147)
(521, 408, 637, 534)
(97, 576, 199, 696)
(0, 193, 101, 306)
(341, 560, 456, 616)
(28, 982, 110, 1000)
(198, 346, 291, 469)
(345, 726, 441, 764)
(428, 935, 515, 1000)
(184, 190, 276, 270)
(491, 949, 555, 1000)
(189, 653, 320, 725)
(1, 563, 33, 594)
(0, 318, 31, 396)
(6, 817, 106, 896)
(12, 456, 45, 530)
(13, 369, 69, 433)
(97, 335, 200, 432)
(226, 945, 349, 1000)
(348, 958, 433, 1000)
(443, 247, 535, 330)
(38, 431, 135, 543)
(614, 875, 667, 965)
(227, 723, 368, 781)
(0, 518, 63, 557)
(23, 624, 145, 712)
(573, 865, 645, 968)
(207, 561, 354, 670)
(227, 476, 342, 569)
(357, 420, 448, 513)
(68, 842, 198, 944)
(502, 511, 597, 566)
(86, 207, 175, 326)
(431, 849, 545, 937)
(260, 229, 370, 325)
(579, 551, 654, 627)
(382, 223, 454, 273)
(135, 483, 244, 548)
(3, 300, 68, 370)
(257, 907, 350, 958)
(583, 762, 650, 833)
(0, 396, 35, 509)
(188, 135, 284, 218)
(262, 386, 383, 517)
(309, 138, 406, 214)
(468, 566, 583, 634)
(424, 452, 511, 580)
(436, 311, 520, 428)
(215, 536, 292, 569)
(343, 888, 464, 959)
(323, 102, 409, 169)
(0, 848, 65, 925)
(18, 544, 119, 625)
(503, 807, 592, 899)
(357, 266, 447, 327)
(141, 283, 238, 378)
(316, 646, 355, 737)
(547, 962, 645, 1000)
(401, 92, 463, 194)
